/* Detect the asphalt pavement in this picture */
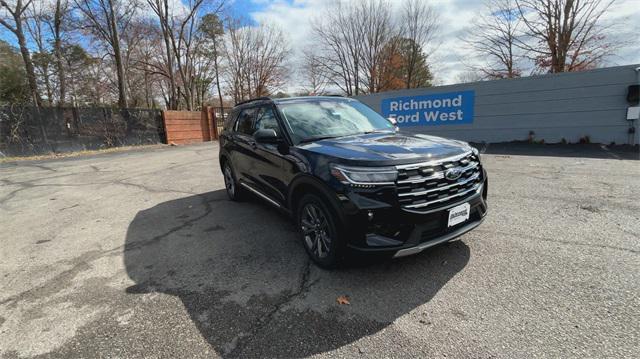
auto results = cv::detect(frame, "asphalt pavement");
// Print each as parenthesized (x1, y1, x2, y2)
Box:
(1, 142, 638, 358)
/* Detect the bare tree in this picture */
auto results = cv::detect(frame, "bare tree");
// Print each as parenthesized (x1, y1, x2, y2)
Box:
(144, 0, 224, 110)
(359, 0, 397, 93)
(311, 0, 439, 94)
(400, 0, 439, 88)
(0, 0, 43, 106)
(463, 0, 522, 79)
(223, 20, 290, 103)
(74, 0, 138, 108)
(516, 0, 617, 73)
(25, 1, 55, 105)
(224, 18, 251, 102)
(144, 0, 177, 109)
(50, 0, 70, 106)
(122, 18, 162, 108)
(300, 48, 329, 95)
(455, 69, 486, 84)
(311, 1, 365, 96)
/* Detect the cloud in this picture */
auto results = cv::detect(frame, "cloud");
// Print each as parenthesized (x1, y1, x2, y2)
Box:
(242, 0, 640, 89)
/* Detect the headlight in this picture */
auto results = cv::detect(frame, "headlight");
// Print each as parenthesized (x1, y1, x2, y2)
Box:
(330, 164, 397, 185)
(471, 146, 479, 156)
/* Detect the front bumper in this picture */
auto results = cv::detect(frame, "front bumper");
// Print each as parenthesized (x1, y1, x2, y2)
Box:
(342, 179, 488, 258)
(392, 215, 485, 257)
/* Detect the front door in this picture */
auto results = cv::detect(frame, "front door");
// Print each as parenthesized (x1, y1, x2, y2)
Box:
(250, 105, 287, 203)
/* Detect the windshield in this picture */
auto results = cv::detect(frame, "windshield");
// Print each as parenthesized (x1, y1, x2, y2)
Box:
(277, 99, 394, 144)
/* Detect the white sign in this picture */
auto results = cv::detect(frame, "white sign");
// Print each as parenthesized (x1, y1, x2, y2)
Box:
(627, 107, 640, 120)
(448, 202, 470, 227)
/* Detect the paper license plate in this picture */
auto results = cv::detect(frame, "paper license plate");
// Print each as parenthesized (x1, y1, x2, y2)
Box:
(448, 202, 470, 227)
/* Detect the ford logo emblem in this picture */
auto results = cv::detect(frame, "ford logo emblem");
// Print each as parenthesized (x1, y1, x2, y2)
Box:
(445, 168, 463, 180)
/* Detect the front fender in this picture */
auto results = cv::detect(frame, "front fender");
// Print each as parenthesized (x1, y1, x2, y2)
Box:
(286, 174, 347, 223)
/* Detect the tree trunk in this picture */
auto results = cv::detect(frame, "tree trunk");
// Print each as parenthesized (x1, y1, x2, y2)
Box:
(54, 0, 66, 107)
(14, 19, 42, 107)
(108, 0, 127, 109)
(159, 1, 177, 109)
(213, 40, 224, 108)
(42, 62, 53, 105)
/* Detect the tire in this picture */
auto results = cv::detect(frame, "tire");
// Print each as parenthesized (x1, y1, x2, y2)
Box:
(297, 193, 344, 269)
(222, 161, 244, 201)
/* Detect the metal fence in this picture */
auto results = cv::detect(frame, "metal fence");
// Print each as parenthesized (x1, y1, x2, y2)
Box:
(0, 106, 165, 157)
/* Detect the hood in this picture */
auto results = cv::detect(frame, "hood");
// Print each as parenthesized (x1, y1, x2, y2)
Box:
(296, 132, 471, 166)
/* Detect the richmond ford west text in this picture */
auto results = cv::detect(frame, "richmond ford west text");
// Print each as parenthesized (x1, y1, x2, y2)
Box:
(381, 90, 475, 127)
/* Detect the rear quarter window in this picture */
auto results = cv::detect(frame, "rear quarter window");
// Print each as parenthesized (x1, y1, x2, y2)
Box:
(234, 108, 257, 136)
(224, 109, 239, 131)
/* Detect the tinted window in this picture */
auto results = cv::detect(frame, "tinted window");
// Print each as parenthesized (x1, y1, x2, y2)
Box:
(224, 109, 239, 131)
(234, 108, 257, 135)
(255, 106, 280, 135)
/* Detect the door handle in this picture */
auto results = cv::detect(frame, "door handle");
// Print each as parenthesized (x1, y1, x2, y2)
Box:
(249, 141, 257, 149)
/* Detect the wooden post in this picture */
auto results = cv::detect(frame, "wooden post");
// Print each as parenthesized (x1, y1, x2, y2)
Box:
(161, 110, 169, 144)
(201, 106, 211, 141)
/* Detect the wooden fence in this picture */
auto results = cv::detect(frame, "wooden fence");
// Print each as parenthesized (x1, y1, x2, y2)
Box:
(162, 107, 221, 145)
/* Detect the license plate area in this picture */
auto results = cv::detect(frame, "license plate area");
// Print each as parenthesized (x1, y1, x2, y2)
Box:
(448, 202, 470, 227)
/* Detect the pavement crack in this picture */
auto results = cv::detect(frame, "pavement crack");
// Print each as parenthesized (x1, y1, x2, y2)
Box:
(122, 194, 223, 252)
(23, 163, 58, 172)
(114, 179, 198, 196)
(476, 229, 639, 254)
(225, 258, 314, 358)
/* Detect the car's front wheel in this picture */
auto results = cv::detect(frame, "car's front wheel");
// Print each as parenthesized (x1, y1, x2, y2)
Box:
(297, 194, 344, 269)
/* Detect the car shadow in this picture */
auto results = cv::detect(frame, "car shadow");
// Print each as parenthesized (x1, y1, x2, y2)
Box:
(124, 190, 470, 358)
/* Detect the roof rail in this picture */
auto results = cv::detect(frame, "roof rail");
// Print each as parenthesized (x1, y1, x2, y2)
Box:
(234, 97, 272, 107)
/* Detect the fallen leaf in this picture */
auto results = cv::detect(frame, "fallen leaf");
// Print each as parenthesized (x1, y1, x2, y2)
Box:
(336, 295, 350, 305)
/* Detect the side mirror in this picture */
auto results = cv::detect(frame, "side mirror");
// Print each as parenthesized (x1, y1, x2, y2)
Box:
(254, 128, 280, 143)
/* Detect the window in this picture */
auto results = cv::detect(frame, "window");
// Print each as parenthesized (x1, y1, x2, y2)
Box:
(255, 106, 280, 135)
(224, 109, 239, 131)
(234, 108, 257, 136)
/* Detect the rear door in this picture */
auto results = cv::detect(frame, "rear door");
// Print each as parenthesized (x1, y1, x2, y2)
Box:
(229, 107, 258, 185)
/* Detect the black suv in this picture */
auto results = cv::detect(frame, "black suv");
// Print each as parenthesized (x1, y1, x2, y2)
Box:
(219, 96, 488, 268)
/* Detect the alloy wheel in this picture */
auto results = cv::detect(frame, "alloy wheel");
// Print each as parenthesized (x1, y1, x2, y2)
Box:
(300, 203, 332, 258)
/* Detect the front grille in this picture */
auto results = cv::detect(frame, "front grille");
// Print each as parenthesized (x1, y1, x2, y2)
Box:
(396, 151, 483, 211)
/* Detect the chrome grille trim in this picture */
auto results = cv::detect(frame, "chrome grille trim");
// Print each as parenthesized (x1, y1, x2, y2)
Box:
(395, 151, 483, 211)
(404, 183, 483, 209)
(397, 161, 479, 184)
(398, 172, 481, 197)
(395, 151, 473, 170)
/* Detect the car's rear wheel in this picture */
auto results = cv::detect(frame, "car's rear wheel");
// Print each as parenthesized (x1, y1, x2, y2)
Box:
(297, 194, 343, 269)
(223, 161, 244, 201)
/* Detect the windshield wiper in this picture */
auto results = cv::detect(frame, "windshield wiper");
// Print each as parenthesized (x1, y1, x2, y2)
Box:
(298, 135, 344, 144)
(362, 129, 394, 134)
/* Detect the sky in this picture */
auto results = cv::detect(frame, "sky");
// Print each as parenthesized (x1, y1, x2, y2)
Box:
(232, 0, 640, 89)
(2, 0, 639, 92)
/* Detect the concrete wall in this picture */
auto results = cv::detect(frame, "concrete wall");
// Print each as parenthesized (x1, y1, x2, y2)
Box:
(355, 64, 640, 145)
